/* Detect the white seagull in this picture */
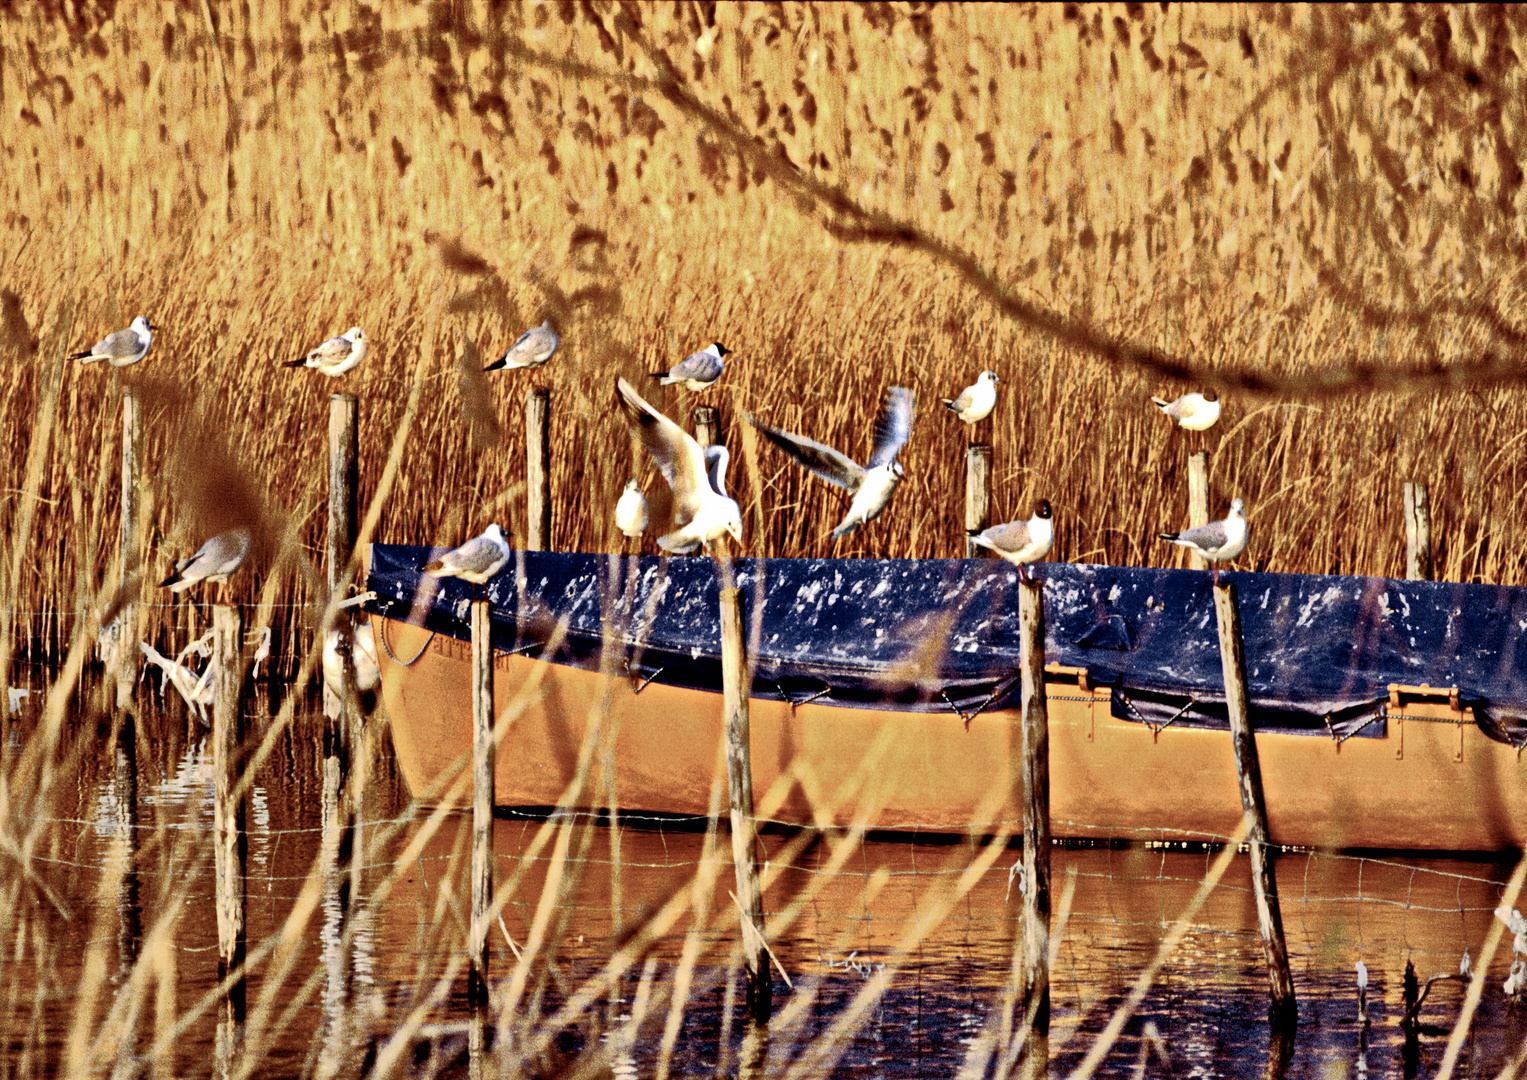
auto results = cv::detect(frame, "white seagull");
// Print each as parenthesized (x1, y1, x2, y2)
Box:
(1151, 391, 1221, 432)
(160, 526, 253, 594)
(71, 315, 155, 366)
(323, 621, 380, 696)
(748, 386, 915, 540)
(615, 377, 742, 553)
(422, 523, 511, 584)
(485, 319, 558, 371)
(968, 500, 1054, 577)
(651, 343, 735, 391)
(1159, 498, 1247, 579)
(944, 370, 1000, 423)
(287, 326, 368, 377)
(615, 479, 649, 539)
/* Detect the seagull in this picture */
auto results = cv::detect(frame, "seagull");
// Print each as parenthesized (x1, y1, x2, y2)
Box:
(615, 377, 742, 553)
(615, 479, 649, 539)
(422, 523, 511, 584)
(748, 386, 915, 539)
(70, 316, 155, 366)
(1151, 390, 1221, 432)
(968, 500, 1053, 577)
(485, 319, 558, 371)
(650, 343, 735, 391)
(1159, 498, 1247, 580)
(944, 370, 1000, 423)
(160, 526, 253, 595)
(286, 326, 368, 377)
(324, 620, 380, 696)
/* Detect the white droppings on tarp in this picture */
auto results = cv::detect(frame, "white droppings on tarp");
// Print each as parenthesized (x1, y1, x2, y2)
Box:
(796, 580, 824, 607)
(1393, 591, 1411, 619)
(1260, 589, 1271, 610)
(869, 579, 890, 599)
(1107, 584, 1121, 603)
(1295, 586, 1344, 628)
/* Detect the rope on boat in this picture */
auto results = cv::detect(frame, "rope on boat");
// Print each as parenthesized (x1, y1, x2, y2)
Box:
(378, 619, 434, 667)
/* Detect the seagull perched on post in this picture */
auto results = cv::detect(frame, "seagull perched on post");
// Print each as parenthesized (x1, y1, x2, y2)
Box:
(70, 316, 156, 366)
(615, 377, 742, 554)
(286, 327, 368, 377)
(1159, 498, 1247, 581)
(1151, 391, 1221, 432)
(160, 526, 253, 599)
(944, 370, 1000, 423)
(485, 320, 558, 372)
(422, 524, 511, 584)
(748, 386, 915, 540)
(651, 343, 735, 391)
(968, 500, 1053, 578)
(615, 479, 649, 539)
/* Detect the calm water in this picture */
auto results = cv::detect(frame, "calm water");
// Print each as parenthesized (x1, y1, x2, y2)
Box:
(7, 689, 1525, 1079)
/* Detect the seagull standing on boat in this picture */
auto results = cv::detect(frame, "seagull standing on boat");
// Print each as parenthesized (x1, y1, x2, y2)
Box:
(1159, 497, 1247, 580)
(748, 386, 915, 540)
(485, 320, 558, 372)
(286, 327, 368, 377)
(422, 523, 511, 584)
(944, 370, 1000, 423)
(70, 316, 156, 367)
(1151, 391, 1221, 432)
(968, 500, 1053, 577)
(615, 377, 742, 553)
(651, 343, 735, 391)
(615, 479, 649, 539)
(161, 526, 253, 596)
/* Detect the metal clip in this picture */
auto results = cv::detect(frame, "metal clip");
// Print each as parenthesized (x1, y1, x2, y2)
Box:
(774, 681, 831, 712)
(626, 663, 665, 695)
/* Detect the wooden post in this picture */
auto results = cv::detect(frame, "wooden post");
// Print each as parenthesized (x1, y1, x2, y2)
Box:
(326, 395, 358, 720)
(693, 406, 719, 448)
(717, 557, 770, 1022)
(469, 598, 495, 1076)
(964, 444, 992, 558)
(211, 604, 246, 1024)
(525, 389, 551, 551)
(1404, 482, 1431, 581)
(1017, 578, 1051, 1068)
(1212, 581, 1297, 1032)
(115, 383, 143, 709)
(1187, 451, 1210, 572)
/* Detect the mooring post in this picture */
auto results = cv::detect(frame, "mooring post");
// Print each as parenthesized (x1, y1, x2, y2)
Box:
(1404, 482, 1431, 581)
(469, 598, 495, 1075)
(211, 604, 247, 1025)
(526, 389, 551, 551)
(1212, 580, 1297, 1032)
(114, 382, 143, 709)
(716, 555, 770, 1022)
(693, 405, 719, 448)
(1017, 577, 1051, 1072)
(1187, 451, 1210, 572)
(964, 444, 992, 558)
(326, 394, 359, 721)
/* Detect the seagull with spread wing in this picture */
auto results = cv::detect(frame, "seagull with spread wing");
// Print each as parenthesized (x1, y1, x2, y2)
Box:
(615, 377, 742, 553)
(748, 386, 915, 539)
(287, 326, 368, 377)
(71, 316, 156, 367)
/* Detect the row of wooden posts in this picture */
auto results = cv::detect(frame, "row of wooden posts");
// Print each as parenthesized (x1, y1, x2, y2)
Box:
(105, 385, 1437, 1064)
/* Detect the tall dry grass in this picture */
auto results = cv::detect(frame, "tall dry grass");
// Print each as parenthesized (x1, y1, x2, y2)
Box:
(1, 3, 1526, 661)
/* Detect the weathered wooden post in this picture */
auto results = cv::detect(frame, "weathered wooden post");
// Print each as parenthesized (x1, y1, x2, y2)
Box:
(211, 604, 246, 1024)
(1187, 451, 1210, 572)
(526, 389, 551, 551)
(326, 394, 359, 720)
(114, 383, 143, 709)
(469, 598, 495, 1077)
(1212, 581, 1297, 1032)
(693, 405, 719, 448)
(1404, 482, 1431, 581)
(716, 553, 770, 1021)
(1017, 577, 1051, 1073)
(964, 444, 992, 558)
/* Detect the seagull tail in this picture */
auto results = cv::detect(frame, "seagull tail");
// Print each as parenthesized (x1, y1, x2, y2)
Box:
(283, 357, 308, 368)
(1157, 532, 1179, 543)
(72, 351, 100, 363)
(830, 520, 860, 540)
(421, 560, 445, 574)
(648, 371, 670, 380)
(482, 359, 504, 371)
(159, 571, 182, 589)
(1150, 396, 1170, 409)
(942, 398, 957, 410)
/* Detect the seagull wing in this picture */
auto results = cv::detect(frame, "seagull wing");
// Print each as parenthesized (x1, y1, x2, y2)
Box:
(976, 519, 1034, 553)
(1165, 519, 1230, 549)
(308, 336, 351, 365)
(747, 416, 865, 491)
(437, 535, 504, 577)
(867, 386, 915, 468)
(671, 351, 722, 382)
(616, 377, 711, 523)
(704, 444, 730, 498)
(96, 327, 145, 359)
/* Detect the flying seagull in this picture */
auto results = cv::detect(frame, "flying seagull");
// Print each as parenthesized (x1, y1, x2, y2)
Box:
(615, 377, 742, 553)
(748, 386, 915, 539)
(651, 343, 735, 391)
(287, 326, 368, 377)
(161, 526, 253, 595)
(1151, 391, 1221, 432)
(944, 370, 1000, 423)
(485, 319, 558, 371)
(968, 500, 1053, 578)
(615, 479, 649, 539)
(71, 316, 155, 367)
(1159, 497, 1247, 580)
(422, 523, 511, 584)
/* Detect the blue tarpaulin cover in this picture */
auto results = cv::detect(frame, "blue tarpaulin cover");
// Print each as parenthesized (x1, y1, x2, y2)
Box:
(365, 546, 1527, 746)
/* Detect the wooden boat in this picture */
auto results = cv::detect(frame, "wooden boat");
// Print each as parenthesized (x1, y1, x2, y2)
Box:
(364, 546, 1527, 852)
